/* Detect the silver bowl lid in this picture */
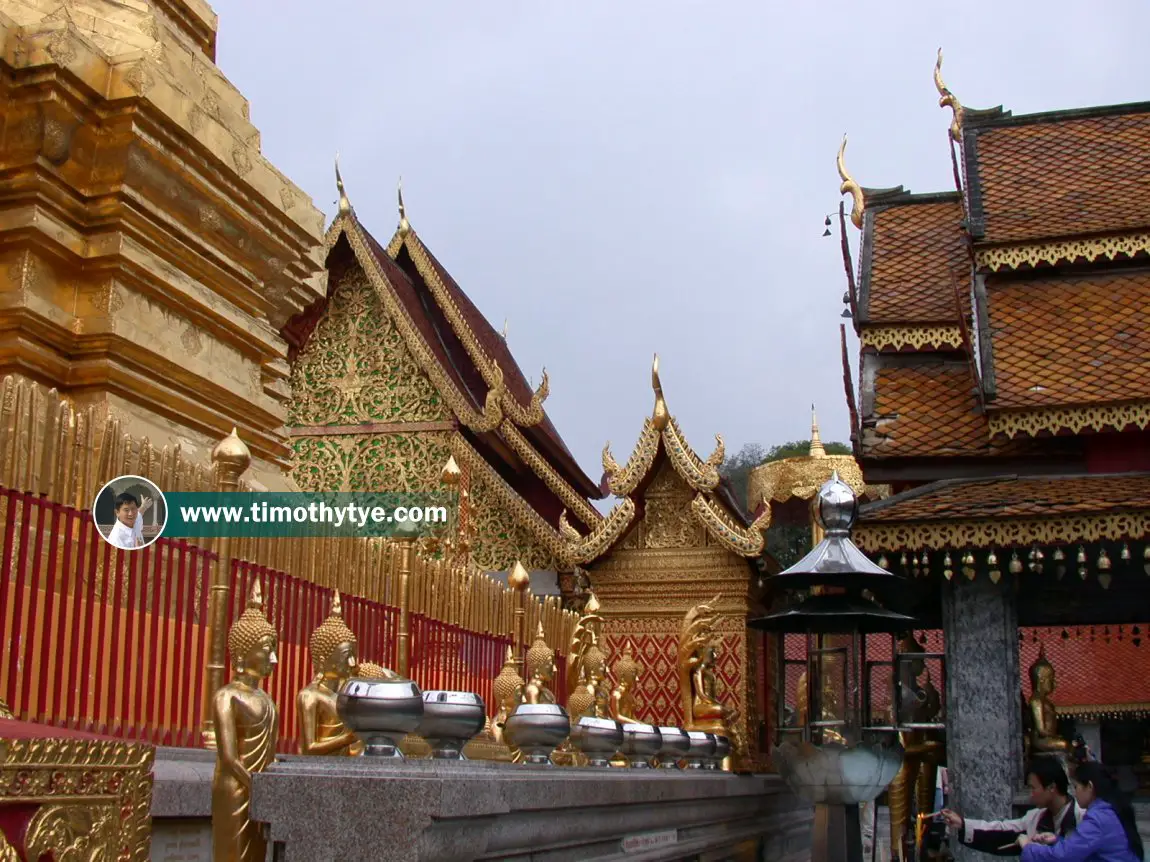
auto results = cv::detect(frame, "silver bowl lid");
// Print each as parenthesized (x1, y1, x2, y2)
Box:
(422, 690, 484, 706)
(622, 722, 658, 733)
(576, 717, 620, 731)
(512, 703, 568, 717)
(657, 725, 687, 736)
(340, 678, 421, 698)
(686, 731, 711, 742)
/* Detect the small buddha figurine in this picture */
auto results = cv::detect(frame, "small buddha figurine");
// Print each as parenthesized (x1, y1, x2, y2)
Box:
(1028, 645, 1070, 755)
(609, 644, 642, 724)
(522, 621, 557, 705)
(489, 645, 525, 745)
(212, 580, 279, 862)
(297, 590, 362, 756)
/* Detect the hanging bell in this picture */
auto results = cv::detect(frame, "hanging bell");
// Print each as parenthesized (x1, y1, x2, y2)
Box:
(1098, 548, 1112, 571)
(1053, 548, 1065, 561)
(878, 555, 889, 570)
(987, 550, 998, 567)
(1121, 544, 1131, 561)
(900, 552, 908, 569)
(1009, 552, 1023, 574)
(1077, 546, 1087, 564)
(962, 550, 975, 566)
(943, 552, 953, 580)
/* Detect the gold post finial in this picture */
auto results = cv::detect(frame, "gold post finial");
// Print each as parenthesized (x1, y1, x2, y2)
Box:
(212, 427, 251, 475)
(331, 589, 343, 618)
(934, 48, 965, 142)
(837, 135, 865, 229)
(397, 176, 410, 236)
(508, 560, 531, 591)
(809, 403, 826, 458)
(651, 353, 669, 430)
(335, 153, 352, 218)
(247, 577, 263, 610)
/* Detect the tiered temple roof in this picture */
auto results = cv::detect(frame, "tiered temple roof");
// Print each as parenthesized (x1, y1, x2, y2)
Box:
(556, 356, 770, 565)
(284, 170, 603, 566)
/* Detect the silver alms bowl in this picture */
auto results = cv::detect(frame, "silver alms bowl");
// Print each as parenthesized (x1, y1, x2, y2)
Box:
(706, 734, 731, 770)
(503, 703, 570, 766)
(337, 677, 424, 758)
(684, 731, 716, 769)
(620, 723, 661, 768)
(656, 726, 690, 769)
(570, 717, 623, 768)
(416, 690, 486, 760)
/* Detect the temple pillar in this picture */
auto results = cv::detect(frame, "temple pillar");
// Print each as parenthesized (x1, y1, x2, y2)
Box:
(941, 573, 1023, 861)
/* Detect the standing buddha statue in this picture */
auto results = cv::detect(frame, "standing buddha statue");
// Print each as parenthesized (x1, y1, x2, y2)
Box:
(609, 644, 642, 724)
(297, 590, 362, 756)
(1028, 644, 1070, 756)
(212, 580, 279, 862)
(522, 621, 557, 705)
(888, 632, 945, 862)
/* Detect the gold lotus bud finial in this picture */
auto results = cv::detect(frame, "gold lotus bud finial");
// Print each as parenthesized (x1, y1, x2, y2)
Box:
(837, 135, 865, 230)
(585, 591, 601, 615)
(934, 48, 965, 142)
(651, 353, 669, 431)
(212, 427, 251, 475)
(526, 621, 555, 676)
(809, 403, 826, 458)
(309, 589, 357, 673)
(508, 560, 531, 592)
(335, 152, 352, 218)
(439, 455, 462, 487)
(227, 579, 277, 672)
(397, 175, 410, 236)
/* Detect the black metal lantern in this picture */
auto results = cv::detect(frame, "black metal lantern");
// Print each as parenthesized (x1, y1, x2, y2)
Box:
(751, 472, 916, 862)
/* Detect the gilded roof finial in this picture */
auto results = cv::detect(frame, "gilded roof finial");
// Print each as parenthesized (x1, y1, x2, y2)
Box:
(837, 135, 865, 229)
(335, 153, 352, 218)
(651, 353, 669, 431)
(809, 403, 826, 458)
(501, 319, 508, 340)
(934, 48, 965, 142)
(397, 175, 410, 236)
(439, 455, 462, 487)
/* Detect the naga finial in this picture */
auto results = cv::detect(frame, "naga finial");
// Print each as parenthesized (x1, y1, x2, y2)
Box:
(934, 48, 965, 142)
(837, 135, 865, 229)
(397, 175, 410, 236)
(809, 403, 826, 458)
(651, 353, 669, 431)
(501, 318, 508, 340)
(335, 153, 352, 218)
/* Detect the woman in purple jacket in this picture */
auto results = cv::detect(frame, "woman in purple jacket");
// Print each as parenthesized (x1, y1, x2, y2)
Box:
(1019, 762, 1143, 862)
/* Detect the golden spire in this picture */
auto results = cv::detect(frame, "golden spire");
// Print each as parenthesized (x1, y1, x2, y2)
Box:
(934, 48, 965, 142)
(397, 175, 410, 236)
(809, 403, 826, 458)
(837, 135, 865, 229)
(651, 353, 669, 431)
(335, 153, 352, 218)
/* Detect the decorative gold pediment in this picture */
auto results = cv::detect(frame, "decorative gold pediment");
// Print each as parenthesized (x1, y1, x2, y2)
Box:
(558, 498, 639, 564)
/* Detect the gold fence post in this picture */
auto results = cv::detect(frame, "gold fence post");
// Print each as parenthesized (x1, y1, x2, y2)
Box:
(394, 520, 421, 677)
(508, 561, 530, 673)
(200, 428, 251, 749)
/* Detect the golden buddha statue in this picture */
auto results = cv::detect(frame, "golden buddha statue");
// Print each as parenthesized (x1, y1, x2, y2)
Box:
(609, 644, 642, 724)
(523, 621, 557, 705)
(888, 633, 945, 862)
(566, 591, 603, 699)
(1028, 645, 1070, 755)
(678, 596, 744, 756)
(568, 643, 608, 721)
(490, 645, 525, 745)
(297, 590, 362, 756)
(212, 580, 279, 862)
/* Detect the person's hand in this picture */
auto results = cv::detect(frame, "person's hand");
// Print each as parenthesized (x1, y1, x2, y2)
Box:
(1017, 835, 1031, 849)
(940, 809, 963, 830)
(140, 496, 154, 513)
(1033, 833, 1058, 846)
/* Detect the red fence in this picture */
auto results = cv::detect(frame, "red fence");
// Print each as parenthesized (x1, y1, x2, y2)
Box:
(0, 488, 214, 746)
(410, 614, 512, 715)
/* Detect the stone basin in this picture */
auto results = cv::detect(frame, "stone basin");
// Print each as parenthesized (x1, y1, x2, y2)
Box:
(773, 740, 903, 805)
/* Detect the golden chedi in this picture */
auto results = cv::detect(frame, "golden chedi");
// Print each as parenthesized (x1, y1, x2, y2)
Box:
(297, 591, 362, 756)
(609, 644, 643, 724)
(1028, 645, 1070, 755)
(523, 621, 558, 705)
(212, 580, 280, 862)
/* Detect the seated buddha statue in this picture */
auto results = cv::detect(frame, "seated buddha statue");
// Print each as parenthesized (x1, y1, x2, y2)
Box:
(212, 580, 279, 862)
(609, 645, 642, 724)
(297, 591, 363, 756)
(1028, 645, 1070, 755)
(522, 622, 558, 705)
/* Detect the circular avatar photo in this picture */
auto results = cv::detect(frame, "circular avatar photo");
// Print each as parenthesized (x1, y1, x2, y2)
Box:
(93, 475, 167, 551)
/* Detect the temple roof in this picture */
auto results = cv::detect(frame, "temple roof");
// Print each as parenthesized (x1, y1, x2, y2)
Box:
(557, 356, 770, 564)
(986, 269, 1150, 410)
(292, 174, 605, 544)
(862, 361, 986, 458)
(963, 101, 1150, 244)
(861, 194, 969, 326)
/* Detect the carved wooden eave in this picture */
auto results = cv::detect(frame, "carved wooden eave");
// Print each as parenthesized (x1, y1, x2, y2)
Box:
(987, 400, 1150, 441)
(559, 357, 770, 564)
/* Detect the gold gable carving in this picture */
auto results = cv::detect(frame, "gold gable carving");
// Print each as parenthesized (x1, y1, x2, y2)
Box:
(860, 325, 964, 352)
(976, 233, 1150, 273)
(855, 512, 1150, 553)
(989, 402, 1150, 439)
(291, 432, 451, 493)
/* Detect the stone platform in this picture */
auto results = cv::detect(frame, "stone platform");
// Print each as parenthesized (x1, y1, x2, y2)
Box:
(145, 747, 813, 861)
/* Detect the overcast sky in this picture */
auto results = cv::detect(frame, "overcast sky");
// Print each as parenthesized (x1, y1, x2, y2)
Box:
(211, 0, 1149, 490)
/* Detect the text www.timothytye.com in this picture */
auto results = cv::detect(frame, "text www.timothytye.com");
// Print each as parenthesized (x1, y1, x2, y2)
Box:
(177, 501, 449, 530)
